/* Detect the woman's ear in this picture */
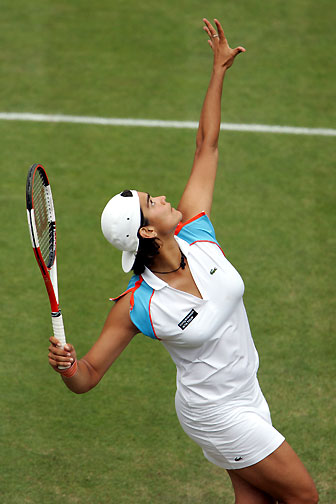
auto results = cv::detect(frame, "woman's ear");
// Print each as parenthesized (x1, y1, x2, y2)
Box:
(139, 226, 157, 239)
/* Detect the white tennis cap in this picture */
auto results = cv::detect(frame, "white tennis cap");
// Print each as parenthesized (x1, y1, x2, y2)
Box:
(101, 190, 141, 273)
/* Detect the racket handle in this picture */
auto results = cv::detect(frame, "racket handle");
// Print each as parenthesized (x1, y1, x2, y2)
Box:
(51, 311, 67, 370)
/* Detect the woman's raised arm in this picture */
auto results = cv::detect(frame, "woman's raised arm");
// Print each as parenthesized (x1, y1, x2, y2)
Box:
(177, 18, 245, 221)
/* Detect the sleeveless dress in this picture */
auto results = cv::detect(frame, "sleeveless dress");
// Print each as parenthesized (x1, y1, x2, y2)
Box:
(112, 212, 284, 469)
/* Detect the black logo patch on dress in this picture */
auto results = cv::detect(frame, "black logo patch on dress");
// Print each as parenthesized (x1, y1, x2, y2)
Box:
(178, 309, 198, 330)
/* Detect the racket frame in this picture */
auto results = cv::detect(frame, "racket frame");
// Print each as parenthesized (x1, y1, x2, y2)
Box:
(26, 164, 67, 362)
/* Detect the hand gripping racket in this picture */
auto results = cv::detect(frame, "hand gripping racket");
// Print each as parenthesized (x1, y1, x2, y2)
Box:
(26, 164, 67, 367)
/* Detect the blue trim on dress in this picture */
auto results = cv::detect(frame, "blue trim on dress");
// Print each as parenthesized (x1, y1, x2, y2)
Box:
(176, 213, 218, 245)
(126, 276, 156, 339)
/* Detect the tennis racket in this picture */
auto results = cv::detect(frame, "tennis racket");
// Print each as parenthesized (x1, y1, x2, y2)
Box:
(26, 164, 67, 367)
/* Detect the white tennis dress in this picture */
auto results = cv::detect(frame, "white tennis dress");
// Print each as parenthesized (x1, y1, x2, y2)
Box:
(113, 212, 284, 469)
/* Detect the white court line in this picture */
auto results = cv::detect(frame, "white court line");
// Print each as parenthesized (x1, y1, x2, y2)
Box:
(0, 112, 335, 137)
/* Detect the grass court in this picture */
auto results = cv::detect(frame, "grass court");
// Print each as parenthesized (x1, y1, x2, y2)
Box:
(1, 1, 335, 502)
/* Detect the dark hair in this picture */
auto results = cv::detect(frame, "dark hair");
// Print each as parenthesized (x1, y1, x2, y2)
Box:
(132, 208, 160, 275)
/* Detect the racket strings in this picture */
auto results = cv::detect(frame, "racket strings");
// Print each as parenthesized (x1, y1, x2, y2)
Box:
(33, 172, 55, 268)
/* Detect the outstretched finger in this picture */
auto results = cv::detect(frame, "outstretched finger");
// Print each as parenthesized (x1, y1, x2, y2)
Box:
(234, 45, 246, 54)
(214, 19, 226, 41)
(203, 25, 212, 38)
(207, 39, 213, 50)
(203, 18, 217, 38)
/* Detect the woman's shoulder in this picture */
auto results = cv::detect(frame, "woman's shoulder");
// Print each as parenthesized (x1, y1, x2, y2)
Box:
(175, 211, 217, 245)
(110, 274, 144, 302)
(110, 274, 157, 340)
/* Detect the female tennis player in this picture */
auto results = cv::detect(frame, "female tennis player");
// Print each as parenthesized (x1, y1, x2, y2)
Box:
(48, 18, 318, 504)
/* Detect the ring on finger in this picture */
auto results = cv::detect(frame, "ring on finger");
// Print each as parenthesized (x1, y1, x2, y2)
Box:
(212, 34, 219, 38)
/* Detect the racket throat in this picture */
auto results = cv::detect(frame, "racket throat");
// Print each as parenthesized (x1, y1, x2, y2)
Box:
(49, 259, 59, 303)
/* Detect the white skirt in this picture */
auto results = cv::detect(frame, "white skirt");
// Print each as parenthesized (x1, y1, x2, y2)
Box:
(175, 382, 285, 470)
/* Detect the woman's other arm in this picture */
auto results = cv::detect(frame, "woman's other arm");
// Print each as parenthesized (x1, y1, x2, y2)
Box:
(48, 293, 138, 394)
(177, 18, 245, 221)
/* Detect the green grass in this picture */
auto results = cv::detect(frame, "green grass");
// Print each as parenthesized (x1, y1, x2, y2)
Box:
(1, 0, 335, 502)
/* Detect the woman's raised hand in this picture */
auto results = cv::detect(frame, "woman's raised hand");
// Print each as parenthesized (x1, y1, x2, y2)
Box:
(203, 18, 245, 70)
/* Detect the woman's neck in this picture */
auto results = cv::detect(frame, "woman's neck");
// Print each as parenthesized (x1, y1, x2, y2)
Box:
(149, 237, 183, 274)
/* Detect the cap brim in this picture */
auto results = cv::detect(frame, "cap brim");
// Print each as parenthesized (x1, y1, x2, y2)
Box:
(122, 250, 137, 273)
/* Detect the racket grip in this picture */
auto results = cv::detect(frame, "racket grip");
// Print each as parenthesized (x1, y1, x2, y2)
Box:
(51, 311, 67, 370)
